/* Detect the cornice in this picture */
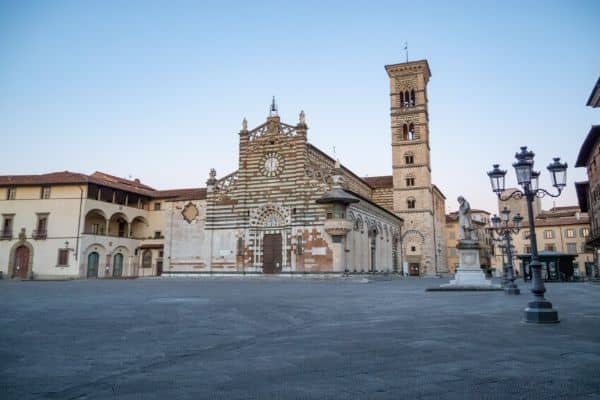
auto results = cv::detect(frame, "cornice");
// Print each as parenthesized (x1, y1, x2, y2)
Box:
(393, 186, 431, 191)
(392, 164, 431, 171)
(392, 142, 430, 149)
(384, 60, 431, 81)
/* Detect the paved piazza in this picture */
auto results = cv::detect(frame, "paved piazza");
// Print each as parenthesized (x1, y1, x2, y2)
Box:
(1, 277, 599, 399)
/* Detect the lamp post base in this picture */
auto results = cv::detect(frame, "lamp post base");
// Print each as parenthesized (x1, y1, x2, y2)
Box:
(524, 300, 559, 323)
(504, 285, 520, 295)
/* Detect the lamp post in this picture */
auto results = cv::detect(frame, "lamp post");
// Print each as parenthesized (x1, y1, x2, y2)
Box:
(490, 207, 523, 295)
(487, 146, 567, 323)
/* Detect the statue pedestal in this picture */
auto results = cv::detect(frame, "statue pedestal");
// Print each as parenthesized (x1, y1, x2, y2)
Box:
(435, 241, 501, 291)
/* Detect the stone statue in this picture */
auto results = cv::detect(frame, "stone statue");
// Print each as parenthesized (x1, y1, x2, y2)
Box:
(330, 159, 345, 187)
(206, 168, 217, 190)
(457, 196, 474, 241)
(299, 110, 306, 125)
(330, 173, 345, 187)
(242, 117, 248, 131)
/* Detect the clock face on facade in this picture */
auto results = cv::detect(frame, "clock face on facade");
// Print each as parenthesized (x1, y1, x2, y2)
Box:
(259, 152, 284, 177)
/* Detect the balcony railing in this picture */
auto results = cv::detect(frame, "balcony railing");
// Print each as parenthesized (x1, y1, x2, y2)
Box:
(83, 230, 106, 236)
(32, 229, 47, 240)
(0, 229, 12, 240)
(82, 231, 156, 240)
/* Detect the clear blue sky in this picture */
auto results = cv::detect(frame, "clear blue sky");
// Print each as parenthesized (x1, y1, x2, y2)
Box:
(1, 0, 598, 213)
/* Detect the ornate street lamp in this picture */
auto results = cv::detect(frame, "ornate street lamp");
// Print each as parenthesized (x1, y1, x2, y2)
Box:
(487, 146, 567, 323)
(490, 207, 523, 295)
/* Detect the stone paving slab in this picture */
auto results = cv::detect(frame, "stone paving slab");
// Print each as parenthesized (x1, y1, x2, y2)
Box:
(0, 278, 599, 399)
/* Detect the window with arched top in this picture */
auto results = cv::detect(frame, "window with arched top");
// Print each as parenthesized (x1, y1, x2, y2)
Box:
(404, 91, 410, 107)
(407, 198, 416, 209)
(402, 124, 408, 140)
(400, 91, 404, 107)
(410, 89, 416, 106)
(406, 123, 415, 140)
(258, 210, 284, 227)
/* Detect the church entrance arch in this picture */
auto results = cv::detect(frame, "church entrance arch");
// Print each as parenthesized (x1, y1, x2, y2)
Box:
(250, 205, 290, 274)
(263, 233, 282, 274)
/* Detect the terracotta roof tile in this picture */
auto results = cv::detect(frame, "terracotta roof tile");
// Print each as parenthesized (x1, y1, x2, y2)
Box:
(155, 188, 207, 201)
(0, 171, 90, 186)
(0, 171, 206, 200)
(533, 216, 589, 227)
(362, 175, 393, 189)
(90, 171, 155, 191)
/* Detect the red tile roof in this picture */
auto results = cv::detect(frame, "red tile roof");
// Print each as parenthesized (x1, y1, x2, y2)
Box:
(362, 175, 393, 189)
(533, 216, 589, 227)
(0, 171, 207, 200)
(0, 171, 90, 186)
(154, 188, 207, 201)
(90, 171, 156, 191)
(537, 207, 583, 219)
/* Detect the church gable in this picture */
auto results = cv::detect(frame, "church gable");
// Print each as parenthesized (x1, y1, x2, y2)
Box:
(237, 113, 309, 204)
(203, 109, 313, 230)
(246, 117, 303, 142)
(205, 106, 379, 230)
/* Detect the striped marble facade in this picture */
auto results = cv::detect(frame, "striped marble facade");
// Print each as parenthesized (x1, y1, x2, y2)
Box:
(164, 113, 403, 275)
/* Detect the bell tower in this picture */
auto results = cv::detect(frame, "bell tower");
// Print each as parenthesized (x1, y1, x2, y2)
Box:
(386, 60, 444, 276)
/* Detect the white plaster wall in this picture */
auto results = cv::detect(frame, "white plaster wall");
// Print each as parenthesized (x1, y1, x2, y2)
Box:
(165, 200, 209, 271)
(210, 229, 238, 267)
(0, 185, 85, 278)
(350, 229, 369, 272)
(146, 204, 166, 239)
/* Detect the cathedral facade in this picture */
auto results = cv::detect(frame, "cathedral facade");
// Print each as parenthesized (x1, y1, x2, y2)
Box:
(164, 109, 403, 275)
